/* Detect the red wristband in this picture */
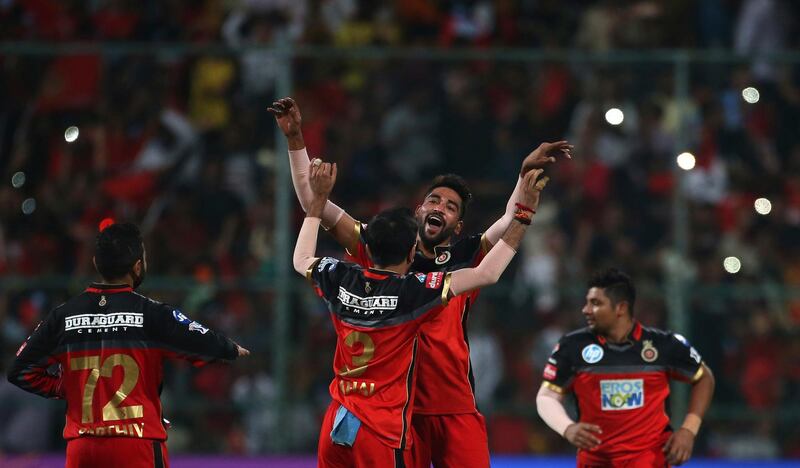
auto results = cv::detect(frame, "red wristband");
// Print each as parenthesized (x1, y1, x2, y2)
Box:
(515, 202, 536, 214)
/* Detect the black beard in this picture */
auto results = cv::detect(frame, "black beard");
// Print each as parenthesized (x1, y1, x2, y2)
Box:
(418, 222, 456, 252)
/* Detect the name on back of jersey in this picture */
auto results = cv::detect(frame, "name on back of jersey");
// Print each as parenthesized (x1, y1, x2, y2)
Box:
(600, 379, 644, 411)
(65, 313, 144, 334)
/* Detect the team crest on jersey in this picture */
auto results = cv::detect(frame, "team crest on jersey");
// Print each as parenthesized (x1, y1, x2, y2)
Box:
(364, 282, 372, 293)
(99, 295, 107, 307)
(581, 344, 604, 364)
(641, 340, 659, 363)
(434, 251, 451, 265)
(600, 379, 644, 411)
(425, 272, 444, 289)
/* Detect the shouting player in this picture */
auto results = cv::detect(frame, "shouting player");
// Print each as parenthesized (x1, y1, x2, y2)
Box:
(293, 159, 548, 467)
(8, 222, 249, 468)
(536, 268, 715, 467)
(271, 96, 570, 468)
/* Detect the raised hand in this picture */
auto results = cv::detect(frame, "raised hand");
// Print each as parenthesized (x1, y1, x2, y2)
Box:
(309, 159, 338, 200)
(268, 97, 302, 139)
(519, 168, 550, 211)
(520, 141, 573, 175)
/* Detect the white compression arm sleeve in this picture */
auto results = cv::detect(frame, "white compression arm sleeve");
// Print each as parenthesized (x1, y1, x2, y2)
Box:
(289, 148, 345, 228)
(483, 175, 523, 246)
(449, 239, 516, 296)
(536, 384, 575, 437)
(293, 217, 321, 275)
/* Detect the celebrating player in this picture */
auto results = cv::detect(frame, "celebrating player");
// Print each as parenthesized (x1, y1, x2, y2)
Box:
(8, 222, 249, 468)
(294, 159, 548, 467)
(271, 96, 570, 468)
(536, 268, 715, 467)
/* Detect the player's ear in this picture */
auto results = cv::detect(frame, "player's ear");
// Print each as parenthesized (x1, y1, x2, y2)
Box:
(407, 242, 417, 264)
(454, 219, 463, 236)
(133, 258, 143, 276)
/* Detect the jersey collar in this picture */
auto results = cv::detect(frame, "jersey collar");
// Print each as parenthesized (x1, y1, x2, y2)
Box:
(596, 321, 643, 346)
(85, 283, 133, 294)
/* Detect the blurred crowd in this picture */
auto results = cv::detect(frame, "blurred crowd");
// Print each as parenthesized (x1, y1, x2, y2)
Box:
(2, 0, 800, 459)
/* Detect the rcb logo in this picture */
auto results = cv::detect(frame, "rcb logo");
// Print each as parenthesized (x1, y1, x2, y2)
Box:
(641, 340, 658, 363)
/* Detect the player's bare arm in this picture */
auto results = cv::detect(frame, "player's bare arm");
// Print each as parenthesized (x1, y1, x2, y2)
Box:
(536, 379, 603, 450)
(293, 160, 338, 275)
(269, 97, 360, 254)
(664, 363, 715, 466)
(449, 170, 548, 295)
(482, 141, 571, 251)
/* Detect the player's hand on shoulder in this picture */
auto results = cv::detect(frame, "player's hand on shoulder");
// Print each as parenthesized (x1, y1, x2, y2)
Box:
(564, 422, 602, 450)
(310, 159, 338, 197)
(520, 140, 572, 175)
(268, 97, 302, 137)
(663, 427, 695, 466)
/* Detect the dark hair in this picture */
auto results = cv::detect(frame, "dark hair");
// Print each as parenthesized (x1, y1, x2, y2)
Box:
(424, 174, 472, 219)
(364, 208, 418, 266)
(588, 268, 636, 314)
(95, 223, 144, 280)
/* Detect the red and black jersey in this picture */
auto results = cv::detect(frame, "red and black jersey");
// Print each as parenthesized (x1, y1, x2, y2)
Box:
(8, 283, 239, 442)
(307, 256, 452, 449)
(542, 322, 705, 462)
(347, 223, 488, 414)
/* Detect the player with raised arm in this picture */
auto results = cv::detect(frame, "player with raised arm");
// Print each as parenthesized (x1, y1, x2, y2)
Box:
(536, 268, 715, 467)
(294, 160, 548, 467)
(8, 222, 249, 468)
(271, 97, 570, 468)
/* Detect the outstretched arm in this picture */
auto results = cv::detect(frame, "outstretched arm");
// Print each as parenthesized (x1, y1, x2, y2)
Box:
(270, 98, 361, 254)
(449, 170, 549, 295)
(483, 141, 571, 249)
(293, 161, 338, 275)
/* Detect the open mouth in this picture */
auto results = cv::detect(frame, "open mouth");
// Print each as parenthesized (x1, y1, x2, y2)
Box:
(425, 214, 445, 235)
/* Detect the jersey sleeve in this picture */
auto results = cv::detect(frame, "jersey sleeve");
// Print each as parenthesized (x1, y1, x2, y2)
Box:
(541, 338, 575, 394)
(664, 332, 704, 383)
(344, 222, 372, 267)
(149, 304, 239, 365)
(307, 256, 352, 302)
(7, 308, 65, 399)
(397, 271, 452, 318)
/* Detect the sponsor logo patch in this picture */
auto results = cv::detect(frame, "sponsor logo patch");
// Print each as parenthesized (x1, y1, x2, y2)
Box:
(318, 257, 339, 272)
(600, 379, 644, 411)
(415, 273, 427, 283)
(337, 287, 398, 313)
(581, 344, 604, 364)
(188, 321, 209, 334)
(66, 313, 144, 331)
(543, 364, 557, 380)
(425, 272, 444, 289)
(690, 346, 702, 363)
(173, 310, 191, 324)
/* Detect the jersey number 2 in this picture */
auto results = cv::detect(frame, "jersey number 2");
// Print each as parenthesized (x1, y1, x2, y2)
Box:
(70, 354, 144, 424)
